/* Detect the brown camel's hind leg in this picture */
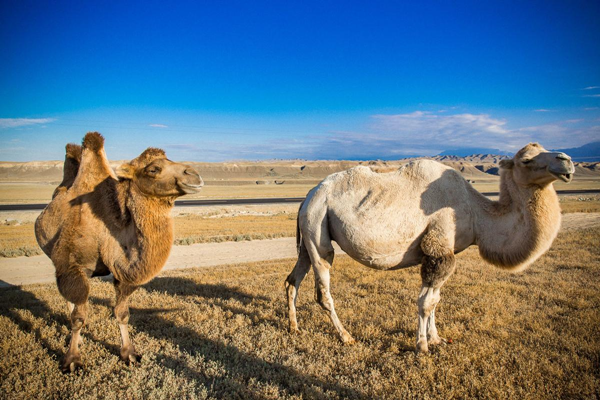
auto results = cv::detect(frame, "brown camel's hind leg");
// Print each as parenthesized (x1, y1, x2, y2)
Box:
(285, 241, 312, 333)
(114, 280, 140, 363)
(56, 268, 90, 372)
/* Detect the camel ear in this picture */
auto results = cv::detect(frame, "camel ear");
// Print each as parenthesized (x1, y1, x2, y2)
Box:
(116, 163, 135, 179)
(499, 159, 514, 170)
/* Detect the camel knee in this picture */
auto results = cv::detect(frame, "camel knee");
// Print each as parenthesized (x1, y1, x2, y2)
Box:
(70, 304, 88, 330)
(285, 273, 297, 290)
(56, 269, 90, 305)
(315, 285, 333, 312)
(421, 254, 456, 288)
(114, 304, 130, 325)
(418, 287, 440, 315)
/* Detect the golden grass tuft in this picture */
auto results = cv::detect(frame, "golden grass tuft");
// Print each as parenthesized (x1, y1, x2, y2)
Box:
(1, 228, 599, 399)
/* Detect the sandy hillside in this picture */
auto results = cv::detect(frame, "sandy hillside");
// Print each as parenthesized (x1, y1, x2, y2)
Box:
(2, 157, 599, 184)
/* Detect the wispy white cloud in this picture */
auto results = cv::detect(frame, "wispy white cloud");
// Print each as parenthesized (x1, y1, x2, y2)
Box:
(516, 121, 599, 149)
(534, 109, 553, 112)
(0, 118, 56, 128)
(156, 111, 600, 161)
(149, 123, 168, 128)
(164, 137, 323, 161)
(306, 111, 598, 159)
(367, 111, 522, 151)
(583, 94, 600, 98)
(583, 86, 600, 90)
(584, 107, 599, 111)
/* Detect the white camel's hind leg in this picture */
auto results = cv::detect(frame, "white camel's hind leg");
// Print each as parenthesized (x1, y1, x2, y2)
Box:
(292, 184, 354, 344)
(285, 243, 311, 333)
(307, 242, 355, 344)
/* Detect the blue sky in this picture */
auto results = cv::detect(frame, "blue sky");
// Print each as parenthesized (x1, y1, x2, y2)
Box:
(1, 0, 599, 161)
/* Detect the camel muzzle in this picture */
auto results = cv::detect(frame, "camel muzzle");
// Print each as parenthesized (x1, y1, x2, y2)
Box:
(549, 165, 575, 183)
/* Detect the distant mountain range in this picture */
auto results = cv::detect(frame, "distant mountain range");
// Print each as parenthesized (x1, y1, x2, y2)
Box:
(437, 148, 512, 157)
(553, 141, 600, 162)
(437, 141, 600, 162)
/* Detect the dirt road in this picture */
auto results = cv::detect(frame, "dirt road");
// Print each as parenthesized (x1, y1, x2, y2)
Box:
(1, 213, 598, 288)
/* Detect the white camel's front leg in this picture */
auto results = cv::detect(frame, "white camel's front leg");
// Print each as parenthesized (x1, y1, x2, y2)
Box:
(416, 252, 456, 353)
(426, 291, 446, 345)
(416, 286, 440, 352)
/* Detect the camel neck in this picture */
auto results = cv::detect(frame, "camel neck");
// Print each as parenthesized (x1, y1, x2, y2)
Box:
(114, 181, 175, 284)
(124, 183, 174, 236)
(473, 170, 561, 271)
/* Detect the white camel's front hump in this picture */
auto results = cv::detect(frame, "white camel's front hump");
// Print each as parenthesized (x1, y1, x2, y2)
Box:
(299, 162, 473, 270)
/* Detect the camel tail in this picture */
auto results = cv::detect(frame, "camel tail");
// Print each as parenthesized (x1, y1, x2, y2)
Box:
(296, 199, 306, 255)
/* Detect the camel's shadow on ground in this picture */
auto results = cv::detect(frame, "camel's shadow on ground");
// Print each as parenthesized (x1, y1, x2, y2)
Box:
(0, 278, 370, 399)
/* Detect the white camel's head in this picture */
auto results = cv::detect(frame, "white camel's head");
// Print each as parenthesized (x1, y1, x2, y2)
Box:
(499, 143, 575, 187)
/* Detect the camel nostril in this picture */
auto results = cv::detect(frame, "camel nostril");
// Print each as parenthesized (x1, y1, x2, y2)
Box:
(556, 153, 571, 161)
(184, 168, 199, 176)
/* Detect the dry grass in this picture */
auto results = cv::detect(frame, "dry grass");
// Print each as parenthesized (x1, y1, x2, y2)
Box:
(173, 212, 296, 245)
(1, 228, 599, 399)
(0, 183, 57, 204)
(0, 222, 41, 258)
(559, 195, 600, 214)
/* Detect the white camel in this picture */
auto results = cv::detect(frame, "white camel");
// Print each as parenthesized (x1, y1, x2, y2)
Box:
(285, 143, 574, 352)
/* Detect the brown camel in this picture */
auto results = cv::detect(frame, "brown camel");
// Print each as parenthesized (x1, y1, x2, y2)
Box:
(285, 143, 574, 352)
(35, 132, 203, 371)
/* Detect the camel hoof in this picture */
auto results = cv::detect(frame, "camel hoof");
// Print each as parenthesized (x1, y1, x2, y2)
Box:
(127, 353, 141, 365)
(120, 347, 141, 365)
(288, 326, 300, 335)
(61, 355, 83, 373)
(428, 336, 447, 346)
(341, 333, 356, 345)
(416, 339, 429, 353)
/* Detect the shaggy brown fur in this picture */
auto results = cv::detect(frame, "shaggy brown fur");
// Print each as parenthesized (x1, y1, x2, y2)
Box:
(35, 132, 203, 371)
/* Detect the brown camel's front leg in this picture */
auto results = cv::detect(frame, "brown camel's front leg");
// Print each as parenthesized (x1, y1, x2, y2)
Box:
(56, 268, 90, 372)
(114, 280, 140, 363)
(63, 303, 88, 371)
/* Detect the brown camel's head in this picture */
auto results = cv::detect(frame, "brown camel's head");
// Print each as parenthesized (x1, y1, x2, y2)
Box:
(499, 143, 575, 187)
(116, 148, 203, 197)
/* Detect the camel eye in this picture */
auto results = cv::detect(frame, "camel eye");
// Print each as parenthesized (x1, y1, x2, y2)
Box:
(521, 159, 533, 165)
(146, 166, 161, 175)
